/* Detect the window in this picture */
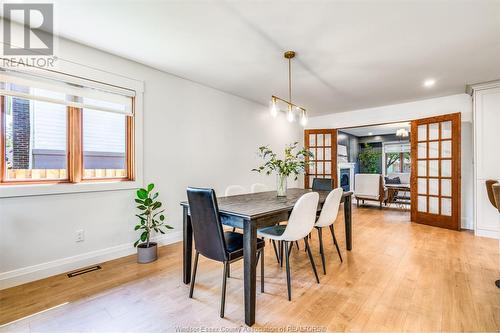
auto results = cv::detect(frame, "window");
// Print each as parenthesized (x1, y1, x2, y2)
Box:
(0, 71, 135, 185)
(83, 108, 127, 179)
(384, 142, 410, 175)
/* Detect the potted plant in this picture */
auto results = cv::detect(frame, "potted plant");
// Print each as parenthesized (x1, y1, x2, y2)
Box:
(252, 142, 313, 197)
(134, 183, 173, 263)
(358, 143, 381, 174)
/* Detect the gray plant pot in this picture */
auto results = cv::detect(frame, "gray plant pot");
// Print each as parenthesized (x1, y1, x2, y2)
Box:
(137, 242, 158, 264)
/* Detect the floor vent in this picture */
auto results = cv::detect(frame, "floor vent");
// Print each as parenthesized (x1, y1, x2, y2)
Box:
(67, 265, 102, 278)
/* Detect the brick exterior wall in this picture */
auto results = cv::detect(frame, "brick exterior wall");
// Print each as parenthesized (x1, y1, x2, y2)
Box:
(12, 97, 31, 169)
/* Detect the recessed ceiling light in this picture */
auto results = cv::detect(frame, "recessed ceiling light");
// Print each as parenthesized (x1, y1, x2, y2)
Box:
(368, 132, 373, 136)
(423, 79, 436, 88)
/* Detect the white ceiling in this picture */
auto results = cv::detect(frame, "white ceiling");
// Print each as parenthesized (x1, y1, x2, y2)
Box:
(36, 1, 500, 115)
(340, 121, 410, 137)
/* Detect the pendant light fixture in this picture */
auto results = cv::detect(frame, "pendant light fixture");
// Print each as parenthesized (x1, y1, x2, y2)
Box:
(270, 50, 307, 126)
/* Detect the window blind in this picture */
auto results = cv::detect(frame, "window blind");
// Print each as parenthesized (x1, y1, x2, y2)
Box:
(0, 69, 134, 115)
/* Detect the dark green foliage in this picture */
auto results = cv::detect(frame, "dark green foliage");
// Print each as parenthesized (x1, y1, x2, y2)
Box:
(133, 183, 173, 248)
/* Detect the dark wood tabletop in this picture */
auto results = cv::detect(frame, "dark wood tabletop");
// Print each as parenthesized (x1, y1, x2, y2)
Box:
(180, 188, 353, 220)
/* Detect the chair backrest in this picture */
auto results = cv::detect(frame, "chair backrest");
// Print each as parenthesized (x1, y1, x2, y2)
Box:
(186, 187, 227, 262)
(281, 192, 319, 241)
(251, 183, 269, 193)
(354, 174, 381, 197)
(312, 178, 334, 191)
(224, 185, 246, 196)
(494, 184, 500, 213)
(486, 180, 499, 209)
(315, 188, 344, 227)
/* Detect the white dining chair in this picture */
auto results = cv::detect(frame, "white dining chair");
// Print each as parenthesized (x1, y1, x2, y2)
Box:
(224, 185, 247, 196)
(314, 188, 344, 274)
(257, 192, 320, 301)
(251, 183, 269, 193)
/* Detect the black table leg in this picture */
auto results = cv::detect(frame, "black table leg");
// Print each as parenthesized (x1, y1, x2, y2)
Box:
(183, 206, 193, 284)
(243, 219, 257, 326)
(344, 194, 352, 251)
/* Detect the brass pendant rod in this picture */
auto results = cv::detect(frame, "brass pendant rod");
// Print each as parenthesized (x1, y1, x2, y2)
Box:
(288, 57, 292, 104)
(271, 95, 305, 111)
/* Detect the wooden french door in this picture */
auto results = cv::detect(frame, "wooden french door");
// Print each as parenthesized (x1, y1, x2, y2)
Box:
(304, 129, 337, 189)
(410, 113, 461, 230)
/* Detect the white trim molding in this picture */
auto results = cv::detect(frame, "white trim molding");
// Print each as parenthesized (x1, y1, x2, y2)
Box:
(0, 231, 182, 290)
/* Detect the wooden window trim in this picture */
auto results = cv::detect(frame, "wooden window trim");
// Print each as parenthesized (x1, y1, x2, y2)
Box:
(0, 96, 135, 186)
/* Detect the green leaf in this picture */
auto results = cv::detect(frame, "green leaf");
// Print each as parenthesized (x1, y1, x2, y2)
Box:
(166, 225, 174, 229)
(147, 183, 154, 192)
(159, 229, 165, 234)
(134, 240, 140, 247)
(144, 198, 153, 206)
(152, 202, 162, 210)
(136, 205, 147, 210)
(135, 199, 144, 204)
(137, 189, 148, 199)
(153, 209, 165, 217)
(140, 231, 148, 241)
(152, 192, 159, 200)
(159, 215, 165, 221)
(134, 225, 141, 230)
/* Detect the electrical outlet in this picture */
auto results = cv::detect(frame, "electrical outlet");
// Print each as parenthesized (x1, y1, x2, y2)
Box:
(75, 229, 84, 242)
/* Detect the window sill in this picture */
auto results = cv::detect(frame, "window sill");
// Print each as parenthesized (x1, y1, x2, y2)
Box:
(0, 179, 141, 198)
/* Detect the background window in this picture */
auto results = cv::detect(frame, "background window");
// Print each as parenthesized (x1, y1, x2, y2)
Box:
(82, 108, 127, 178)
(3, 91, 68, 181)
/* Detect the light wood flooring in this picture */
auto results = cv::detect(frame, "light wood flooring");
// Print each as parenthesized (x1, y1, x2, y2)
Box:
(1, 205, 500, 332)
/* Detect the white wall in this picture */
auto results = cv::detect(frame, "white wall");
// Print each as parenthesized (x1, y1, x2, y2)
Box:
(308, 94, 474, 229)
(0, 38, 301, 288)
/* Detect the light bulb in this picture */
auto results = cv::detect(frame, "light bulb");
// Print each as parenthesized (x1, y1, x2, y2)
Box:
(287, 105, 294, 122)
(300, 110, 308, 127)
(270, 98, 278, 118)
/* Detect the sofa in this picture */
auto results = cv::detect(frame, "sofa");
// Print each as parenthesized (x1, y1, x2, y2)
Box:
(385, 172, 410, 187)
(354, 174, 387, 209)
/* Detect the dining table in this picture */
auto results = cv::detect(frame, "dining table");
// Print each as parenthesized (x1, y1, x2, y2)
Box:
(180, 188, 353, 326)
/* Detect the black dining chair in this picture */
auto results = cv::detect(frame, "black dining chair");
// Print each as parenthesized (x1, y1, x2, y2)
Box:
(186, 187, 265, 318)
(312, 178, 334, 191)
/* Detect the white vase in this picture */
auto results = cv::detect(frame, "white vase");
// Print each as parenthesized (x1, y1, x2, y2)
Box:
(276, 174, 287, 197)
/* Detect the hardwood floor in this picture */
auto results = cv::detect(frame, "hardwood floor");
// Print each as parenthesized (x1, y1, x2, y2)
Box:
(1, 206, 500, 332)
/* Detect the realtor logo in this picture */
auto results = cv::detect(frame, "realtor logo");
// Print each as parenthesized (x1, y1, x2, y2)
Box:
(3, 3, 54, 55)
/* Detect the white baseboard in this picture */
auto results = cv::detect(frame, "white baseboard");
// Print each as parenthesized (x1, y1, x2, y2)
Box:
(0, 231, 182, 290)
(475, 228, 500, 239)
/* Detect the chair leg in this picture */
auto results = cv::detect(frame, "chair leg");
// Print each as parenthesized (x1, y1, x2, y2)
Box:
(227, 263, 230, 278)
(317, 227, 326, 275)
(189, 251, 199, 298)
(329, 225, 343, 262)
(260, 249, 265, 293)
(284, 241, 292, 301)
(221, 262, 228, 318)
(304, 237, 320, 284)
(288, 242, 293, 258)
(357, 199, 359, 207)
(279, 241, 284, 267)
(272, 240, 280, 263)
